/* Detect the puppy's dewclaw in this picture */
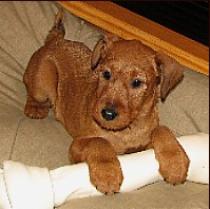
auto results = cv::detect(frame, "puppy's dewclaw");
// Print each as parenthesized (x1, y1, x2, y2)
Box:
(23, 11, 187, 194)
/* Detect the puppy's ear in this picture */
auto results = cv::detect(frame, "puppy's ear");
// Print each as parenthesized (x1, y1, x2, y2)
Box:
(91, 38, 105, 70)
(154, 52, 184, 101)
(91, 33, 122, 70)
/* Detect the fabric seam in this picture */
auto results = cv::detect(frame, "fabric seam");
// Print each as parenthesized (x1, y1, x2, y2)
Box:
(9, 117, 25, 160)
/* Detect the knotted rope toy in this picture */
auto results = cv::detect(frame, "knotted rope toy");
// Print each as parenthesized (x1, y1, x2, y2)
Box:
(0, 133, 208, 209)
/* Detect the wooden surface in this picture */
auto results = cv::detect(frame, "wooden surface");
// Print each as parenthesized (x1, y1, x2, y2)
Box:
(59, 1, 209, 75)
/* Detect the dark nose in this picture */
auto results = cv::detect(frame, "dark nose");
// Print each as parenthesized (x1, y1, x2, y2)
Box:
(101, 107, 118, 121)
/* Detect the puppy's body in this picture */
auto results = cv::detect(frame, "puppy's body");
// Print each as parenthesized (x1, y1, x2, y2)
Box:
(24, 34, 158, 155)
(24, 11, 189, 194)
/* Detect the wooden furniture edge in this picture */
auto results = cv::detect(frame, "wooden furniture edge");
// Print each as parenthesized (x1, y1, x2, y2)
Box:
(58, 1, 209, 76)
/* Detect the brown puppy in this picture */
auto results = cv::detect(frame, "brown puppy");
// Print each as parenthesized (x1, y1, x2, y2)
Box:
(23, 11, 189, 194)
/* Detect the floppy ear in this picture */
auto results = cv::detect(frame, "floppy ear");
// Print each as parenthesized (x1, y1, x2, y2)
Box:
(154, 52, 184, 101)
(91, 33, 122, 70)
(91, 38, 105, 70)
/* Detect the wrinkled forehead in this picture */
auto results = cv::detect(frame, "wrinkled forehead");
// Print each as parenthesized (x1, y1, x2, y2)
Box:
(104, 40, 156, 72)
(108, 40, 154, 58)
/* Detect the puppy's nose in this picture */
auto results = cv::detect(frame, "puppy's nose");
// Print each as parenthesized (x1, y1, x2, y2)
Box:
(101, 107, 118, 121)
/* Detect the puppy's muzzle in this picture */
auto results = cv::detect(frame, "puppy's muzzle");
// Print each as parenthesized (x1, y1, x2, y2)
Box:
(101, 105, 118, 121)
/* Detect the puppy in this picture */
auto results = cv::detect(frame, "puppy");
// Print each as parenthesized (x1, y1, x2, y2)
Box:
(23, 10, 189, 194)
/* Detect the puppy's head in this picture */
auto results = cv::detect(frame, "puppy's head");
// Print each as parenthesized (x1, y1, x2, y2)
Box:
(91, 34, 184, 131)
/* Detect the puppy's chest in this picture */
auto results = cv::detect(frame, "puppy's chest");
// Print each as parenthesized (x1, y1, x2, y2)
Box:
(70, 111, 159, 154)
(100, 113, 159, 154)
(106, 129, 153, 154)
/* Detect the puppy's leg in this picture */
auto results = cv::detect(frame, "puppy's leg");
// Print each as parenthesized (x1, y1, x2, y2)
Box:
(23, 51, 58, 119)
(24, 96, 51, 119)
(151, 126, 189, 184)
(70, 137, 123, 194)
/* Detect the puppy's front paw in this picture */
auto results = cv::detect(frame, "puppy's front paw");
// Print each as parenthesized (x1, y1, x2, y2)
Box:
(158, 150, 189, 185)
(89, 158, 123, 195)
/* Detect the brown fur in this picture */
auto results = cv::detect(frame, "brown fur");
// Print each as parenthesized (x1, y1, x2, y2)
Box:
(23, 11, 189, 194)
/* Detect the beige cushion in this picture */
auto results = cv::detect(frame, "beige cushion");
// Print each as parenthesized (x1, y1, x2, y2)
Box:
(159, 68, 209, 137)
(62, 182, 208, 209)
(0, 1, 208, 209)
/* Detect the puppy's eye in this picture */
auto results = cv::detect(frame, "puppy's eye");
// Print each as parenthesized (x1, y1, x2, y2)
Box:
(102, 70, 111, 80)
(131, 79, 142, 88)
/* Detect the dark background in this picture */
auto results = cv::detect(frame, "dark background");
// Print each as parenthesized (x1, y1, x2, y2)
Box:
(113, 1, 209, 46)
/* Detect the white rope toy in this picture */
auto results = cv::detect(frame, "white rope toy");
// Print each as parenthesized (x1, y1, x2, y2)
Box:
(0, 133, 208, 209)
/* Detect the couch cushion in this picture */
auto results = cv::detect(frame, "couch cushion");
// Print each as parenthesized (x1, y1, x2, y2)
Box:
(61, 182, 208, 209)
(159, 68, 209, 136)
(0, 103, 23, 164)
(11, 116, 72, 169)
